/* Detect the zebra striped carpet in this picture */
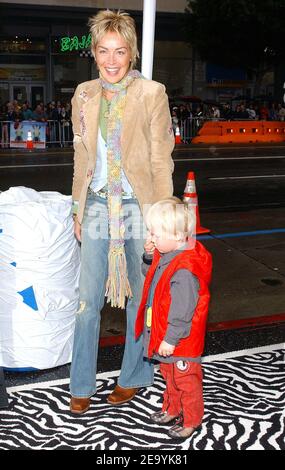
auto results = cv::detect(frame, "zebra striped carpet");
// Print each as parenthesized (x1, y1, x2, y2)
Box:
(0, 344, 284, 450)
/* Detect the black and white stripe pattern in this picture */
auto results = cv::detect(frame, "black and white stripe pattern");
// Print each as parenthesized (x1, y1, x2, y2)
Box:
(0, 345, 284, 450)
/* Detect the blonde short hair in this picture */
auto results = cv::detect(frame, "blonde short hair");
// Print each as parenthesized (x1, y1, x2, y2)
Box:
(88, 10, 139, 68)
(145, 197, 196, 240)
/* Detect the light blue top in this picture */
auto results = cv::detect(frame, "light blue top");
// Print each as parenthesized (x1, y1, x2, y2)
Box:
(90, 128, 133, 194)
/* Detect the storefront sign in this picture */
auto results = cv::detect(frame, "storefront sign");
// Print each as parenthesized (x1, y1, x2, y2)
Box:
(0, 65, 45, 81)
(10, 121, 47, 149)
(60, 34, 91, 52)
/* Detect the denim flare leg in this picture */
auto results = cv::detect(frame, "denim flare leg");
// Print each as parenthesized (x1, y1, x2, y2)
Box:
(70, 194, 154, 398)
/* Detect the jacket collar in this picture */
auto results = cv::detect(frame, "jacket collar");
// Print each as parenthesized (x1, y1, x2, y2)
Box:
(157, 244, 189, 267)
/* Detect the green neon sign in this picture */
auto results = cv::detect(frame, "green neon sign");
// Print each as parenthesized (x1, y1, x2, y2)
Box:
(60, 34, 92, 52)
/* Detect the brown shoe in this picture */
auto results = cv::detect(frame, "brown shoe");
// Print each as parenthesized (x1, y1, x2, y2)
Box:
(70, 397, 91, 415)
(107, 385, 138, 406)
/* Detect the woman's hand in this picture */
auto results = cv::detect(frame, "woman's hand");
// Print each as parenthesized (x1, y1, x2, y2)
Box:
(73, 216, 82, 242)
(158, 341, 175, 357)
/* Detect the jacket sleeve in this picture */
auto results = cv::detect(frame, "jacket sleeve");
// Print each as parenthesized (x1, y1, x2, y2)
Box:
(150, 84, 175, 202)
(71, 85, 89, 205)
(141, 252, 153, 277)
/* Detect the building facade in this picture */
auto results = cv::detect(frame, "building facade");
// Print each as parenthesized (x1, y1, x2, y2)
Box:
(0, 0, 199, 107)
(1, 0, 275, 109)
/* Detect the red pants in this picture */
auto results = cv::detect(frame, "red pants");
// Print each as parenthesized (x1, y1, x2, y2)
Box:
(160, 361, 204, 428)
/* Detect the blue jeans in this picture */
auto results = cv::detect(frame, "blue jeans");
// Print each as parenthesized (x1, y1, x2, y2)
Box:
(70, 193, 154, 398)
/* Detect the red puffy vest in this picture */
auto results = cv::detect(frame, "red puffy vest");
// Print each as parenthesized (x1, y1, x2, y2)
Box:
(135, 241, 212, 358)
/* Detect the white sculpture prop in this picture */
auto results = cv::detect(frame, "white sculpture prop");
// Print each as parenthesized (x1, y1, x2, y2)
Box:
(0, 187, 80, 370)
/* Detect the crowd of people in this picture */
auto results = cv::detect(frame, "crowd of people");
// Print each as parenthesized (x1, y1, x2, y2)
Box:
(171, 101, 285, 128)
(0, 99, 72, 147)
(0, 99, 71, 124)
(1, 97, 285, 148)
(2, 98, 285, 128)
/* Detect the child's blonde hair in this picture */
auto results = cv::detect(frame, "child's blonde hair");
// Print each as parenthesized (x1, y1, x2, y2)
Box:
(145, 197, 196, 240)
(88, 10, 139, 68)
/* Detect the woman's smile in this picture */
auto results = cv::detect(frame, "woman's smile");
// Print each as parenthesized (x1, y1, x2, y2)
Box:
(95, 31, 132, 84)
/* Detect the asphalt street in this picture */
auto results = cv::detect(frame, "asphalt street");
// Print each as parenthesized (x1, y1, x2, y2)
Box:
(174, 143, 285, 211)
(1, 143, 285, 212)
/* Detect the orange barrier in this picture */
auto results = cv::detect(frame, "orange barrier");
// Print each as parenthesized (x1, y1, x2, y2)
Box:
(183, 171, 210, 235)
(192, 121, 285, 144)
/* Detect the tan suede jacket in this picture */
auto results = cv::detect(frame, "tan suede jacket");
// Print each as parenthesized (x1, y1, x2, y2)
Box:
(71, 77, 175, 223)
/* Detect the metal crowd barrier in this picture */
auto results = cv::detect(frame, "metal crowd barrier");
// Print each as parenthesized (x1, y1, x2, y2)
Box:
(180, 117, 207, 143)
(0, 120, 74, 148)
(47, 120, 73, 147)
(0, 118, 211, 148)
(179, 117, 227, 143)
(0, 120, 10, 148)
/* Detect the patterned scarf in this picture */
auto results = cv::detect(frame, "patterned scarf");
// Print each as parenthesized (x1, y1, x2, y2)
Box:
(100, 69, 143, 309)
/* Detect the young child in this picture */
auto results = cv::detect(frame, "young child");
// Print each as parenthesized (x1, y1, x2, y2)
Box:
(135, 197, 212, 440)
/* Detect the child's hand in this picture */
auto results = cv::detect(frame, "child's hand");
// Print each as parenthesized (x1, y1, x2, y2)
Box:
(144, 236, 155, 255)
(158, 341, 175, 357)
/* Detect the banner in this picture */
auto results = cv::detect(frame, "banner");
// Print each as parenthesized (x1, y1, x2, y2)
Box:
(10, 120, 47, 149)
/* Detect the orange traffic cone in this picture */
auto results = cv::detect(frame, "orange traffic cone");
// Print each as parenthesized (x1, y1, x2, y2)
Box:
(175, 125, 182, 144)
(183, 171, 210, 235)
(26, 130, 34, 150)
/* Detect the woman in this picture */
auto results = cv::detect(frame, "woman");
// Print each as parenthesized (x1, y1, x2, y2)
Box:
(70, 10, 174, 414)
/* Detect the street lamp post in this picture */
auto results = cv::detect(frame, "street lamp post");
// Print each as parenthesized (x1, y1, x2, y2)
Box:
(141, 0, 156, 80)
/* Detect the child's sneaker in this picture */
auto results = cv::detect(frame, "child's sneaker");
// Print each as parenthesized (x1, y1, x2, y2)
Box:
(168, 424, 202, 440)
